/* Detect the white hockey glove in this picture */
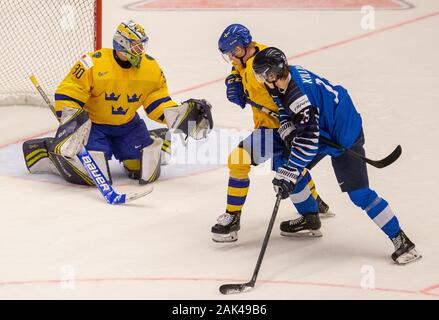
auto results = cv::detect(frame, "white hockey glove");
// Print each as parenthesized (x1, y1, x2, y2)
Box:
(163, 98, 213, 140)
(52, 107, 91, 159)
(278, 121, 295, 141)
(272, 166, 300, 199)
(278, 120, 296, 151)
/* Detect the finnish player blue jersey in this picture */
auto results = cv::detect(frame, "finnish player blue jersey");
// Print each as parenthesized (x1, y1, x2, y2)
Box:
(272, 65, 362, 171)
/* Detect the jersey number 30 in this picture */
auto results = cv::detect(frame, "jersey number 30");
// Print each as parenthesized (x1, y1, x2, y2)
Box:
(72, 64, 85, 79)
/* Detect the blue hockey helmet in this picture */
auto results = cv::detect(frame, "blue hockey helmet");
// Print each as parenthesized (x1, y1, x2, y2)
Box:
(218, 24, 252, 55)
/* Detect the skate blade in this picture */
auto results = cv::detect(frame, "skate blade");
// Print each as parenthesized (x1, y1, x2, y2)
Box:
(212, 231, 238, 243)
(280, 229, 322, 237)
(395, 248, 422, 265)
(319, 211, 336, 218)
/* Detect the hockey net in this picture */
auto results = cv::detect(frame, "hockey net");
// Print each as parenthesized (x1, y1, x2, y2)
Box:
(0, 0, 102, 106)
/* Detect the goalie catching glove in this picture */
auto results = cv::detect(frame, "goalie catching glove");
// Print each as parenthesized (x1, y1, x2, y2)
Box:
(163, 98, 213, 140)
(52, 107, 91, 159)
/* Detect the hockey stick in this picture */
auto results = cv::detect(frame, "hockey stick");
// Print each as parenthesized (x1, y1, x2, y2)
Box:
(29, 75, 153, 204)
(248, 103, 401, 169)
(219, 194, 283, 295)
(247, 100, 402, 169)
(319, 136, 402, 169)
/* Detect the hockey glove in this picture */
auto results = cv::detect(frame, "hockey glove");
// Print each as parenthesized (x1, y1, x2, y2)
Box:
(163, 98, 214, 140)
(278, 120, 296, 150)
(225, 73, 246, 108)
(272, 165, 300, 199)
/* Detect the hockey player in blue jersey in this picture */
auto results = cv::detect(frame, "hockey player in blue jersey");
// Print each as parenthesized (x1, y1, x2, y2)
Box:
(252, 47, 420, 264)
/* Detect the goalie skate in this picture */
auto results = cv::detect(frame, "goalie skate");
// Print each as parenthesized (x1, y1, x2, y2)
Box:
(212, 212, 240, 243)
(391, 230, 422, 265)
(280, 213, 322, 237)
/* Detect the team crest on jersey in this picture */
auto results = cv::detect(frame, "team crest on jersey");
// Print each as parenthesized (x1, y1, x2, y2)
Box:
(127, 94, 142, 103)
(112, 106, 128, 115)
(105, 92, 121, 101)
(92, 52, 102, 58)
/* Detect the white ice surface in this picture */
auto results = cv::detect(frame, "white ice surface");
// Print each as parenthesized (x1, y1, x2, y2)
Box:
(0, 0, 438, 299)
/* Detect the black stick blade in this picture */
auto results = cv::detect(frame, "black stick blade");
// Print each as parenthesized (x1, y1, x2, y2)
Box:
(219, 282, 254, 295)
(365, 145, 402, 168)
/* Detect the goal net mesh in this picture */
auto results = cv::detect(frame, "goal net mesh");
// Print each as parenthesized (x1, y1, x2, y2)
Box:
(0, 0, 100, 106)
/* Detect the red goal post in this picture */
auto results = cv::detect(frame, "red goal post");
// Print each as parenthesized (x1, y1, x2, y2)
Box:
(0, 0, 102, 106)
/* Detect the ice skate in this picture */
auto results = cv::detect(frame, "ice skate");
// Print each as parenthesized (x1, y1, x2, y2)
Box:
(280, 213, 322, 237)
(391, 230, 421, 265)
(212, 212, 241, 242)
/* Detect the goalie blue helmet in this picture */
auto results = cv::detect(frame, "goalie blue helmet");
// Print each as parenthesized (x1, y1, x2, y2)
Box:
(218, 24, 252, 54)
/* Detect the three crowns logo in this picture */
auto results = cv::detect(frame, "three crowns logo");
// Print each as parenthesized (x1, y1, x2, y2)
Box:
(105, 92, 120, 101)
(127, 94, 142, 103)
(112, 106, 128, 115)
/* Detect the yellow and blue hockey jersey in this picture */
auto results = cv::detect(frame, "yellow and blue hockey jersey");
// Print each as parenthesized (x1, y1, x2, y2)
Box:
(231, 42, 279, 129)
(55, 48, 177, 125)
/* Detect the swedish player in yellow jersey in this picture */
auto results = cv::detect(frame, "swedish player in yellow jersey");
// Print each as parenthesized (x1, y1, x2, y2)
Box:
(211, 24, 331, 242)
(23, 20, 213, 185)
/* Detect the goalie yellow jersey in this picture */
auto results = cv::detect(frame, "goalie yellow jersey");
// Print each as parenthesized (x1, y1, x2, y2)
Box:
(231, 42, 279, 129)
(55, 48, 178, 125)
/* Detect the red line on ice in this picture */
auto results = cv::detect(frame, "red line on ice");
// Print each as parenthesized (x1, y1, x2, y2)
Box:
(128, 0, 407, 10)
(0, 276, 437, 297)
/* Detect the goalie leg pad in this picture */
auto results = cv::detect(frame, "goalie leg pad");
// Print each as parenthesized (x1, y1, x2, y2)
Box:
(48, 150, 111, 186)
(139, 136, 163, 184)
(48, 153, 94, 185)
(150, 128, 172, 165)
(89, 150, 112, 184)
(23, 138, 57, 174)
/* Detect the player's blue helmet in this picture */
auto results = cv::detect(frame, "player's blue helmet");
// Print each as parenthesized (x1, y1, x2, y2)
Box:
(218, 24, 252, 54)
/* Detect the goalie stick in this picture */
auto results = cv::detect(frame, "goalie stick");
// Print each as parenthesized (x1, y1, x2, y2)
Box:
(29, 75, 152, 204)
(219, 194, 282, 295)
(248, 102, 401, 169)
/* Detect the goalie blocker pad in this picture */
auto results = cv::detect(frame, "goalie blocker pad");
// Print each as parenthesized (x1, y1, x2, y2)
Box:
(23, 138, 111, 186)
(140, 136, 163, 184)
(163, 98, 213, 140)
(52, 107, 91, 159)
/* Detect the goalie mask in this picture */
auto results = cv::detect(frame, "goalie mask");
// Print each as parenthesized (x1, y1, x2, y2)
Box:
(113, 19, 149, 68)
